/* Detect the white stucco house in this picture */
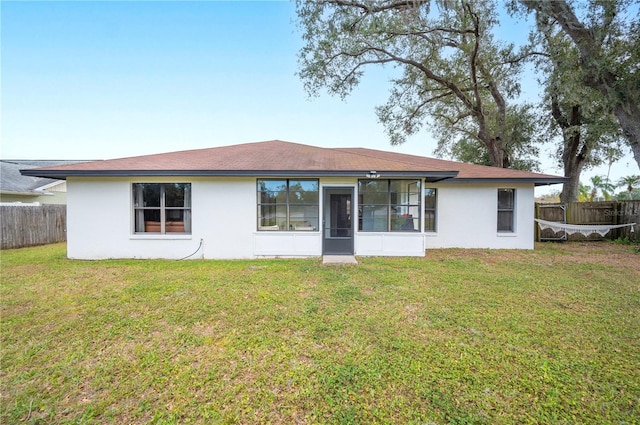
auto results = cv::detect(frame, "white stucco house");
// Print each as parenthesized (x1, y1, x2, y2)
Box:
(22, 140, 565, 259)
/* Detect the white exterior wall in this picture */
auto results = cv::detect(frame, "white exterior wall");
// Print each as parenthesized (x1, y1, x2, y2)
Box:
(356, 233, 426, 256)
(66, 177, 536, 260)
(67, 177, 250, 259)
(67, 176, 323, 260)
(423, 183, 535, 249)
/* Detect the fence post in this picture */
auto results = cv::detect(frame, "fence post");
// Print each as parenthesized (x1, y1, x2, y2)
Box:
(613, 201, 619, 240)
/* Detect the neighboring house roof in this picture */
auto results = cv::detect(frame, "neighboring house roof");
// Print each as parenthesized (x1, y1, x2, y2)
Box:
(21, 140, 566, 185)
(1, 160, 88, 196)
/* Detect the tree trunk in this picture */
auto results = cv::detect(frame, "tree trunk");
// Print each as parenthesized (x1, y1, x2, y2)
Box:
(483, 136, 506, 168)
(560, 161, 584, 203)
(551, 97, 588, 203)
(523, 0, 640, 170)
(486, 144, 503, 168)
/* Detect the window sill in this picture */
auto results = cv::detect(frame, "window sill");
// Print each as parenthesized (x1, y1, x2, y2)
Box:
(424, 231, 438, 237)
(131, 234, 192, 240)
(497, 232, 518, 237)
(358, 231, 423, 235)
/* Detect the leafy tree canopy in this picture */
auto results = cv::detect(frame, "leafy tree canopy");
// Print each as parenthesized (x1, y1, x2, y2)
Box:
(518, 0, 640, 169)
(521, 7, 627, 201)
(296, 0, 542, 170)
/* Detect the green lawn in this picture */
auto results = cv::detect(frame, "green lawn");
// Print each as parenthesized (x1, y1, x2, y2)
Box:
(1, 242, 639, 424)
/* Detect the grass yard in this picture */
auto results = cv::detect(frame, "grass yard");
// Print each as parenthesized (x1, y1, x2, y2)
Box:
(1, 242, 639, 424)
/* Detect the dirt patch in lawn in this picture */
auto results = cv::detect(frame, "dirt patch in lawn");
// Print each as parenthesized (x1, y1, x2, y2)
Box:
(426, 241, 639, 270)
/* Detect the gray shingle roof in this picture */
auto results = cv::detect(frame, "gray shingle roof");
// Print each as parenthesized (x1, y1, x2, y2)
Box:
(1, 160, 87, 194)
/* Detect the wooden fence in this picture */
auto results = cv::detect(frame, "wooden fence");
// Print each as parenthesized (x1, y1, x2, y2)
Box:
(0, 205, 67, 249)
(535, 201, 640, 242)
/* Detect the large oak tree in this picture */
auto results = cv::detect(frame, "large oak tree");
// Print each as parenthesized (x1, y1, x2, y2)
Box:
(528, 13, 624, 202)
(520, 0, 640, 170)
(297, 0, 540, 169)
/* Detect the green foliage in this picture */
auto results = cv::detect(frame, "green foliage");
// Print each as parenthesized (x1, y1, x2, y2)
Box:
(515, 1, 627, 202)
(434, 102, 542, 171)
(589, 175, 616, 200)
(617, 175, 640, 194)
(2, 243, 640, 424)
(296, 0, 542, 169)
(519, 0, 640, 169)
(578, 182, 591, 202)
(614, 236, 635, 245)
(578, 175, 640, 200)
(613, 236, 640, 253)
(614, 187, 640, 201)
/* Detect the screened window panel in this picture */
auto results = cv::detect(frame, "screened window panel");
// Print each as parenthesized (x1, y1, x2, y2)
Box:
(359, 179, 389, 192)
(424, 211, 436, 232)
(257, 179, 319, 231)
(497, 189, 515, 232)
(258, 204, 287, 229)
(424, 188, 437, 232)
(289, 205, 319, 230)
(359, 179, 421, 232)
(390, 180, 420, 193)
(360, 192, 388, 204)
(497, 211, 514, 232)
(498, 189, 514, 209)
(391, 205, 419, 232)
(391, 205, 420, 217)
(361, 205, 388, 231)
(390, 180, 420, 205)
(424, 189, 437, 209)
(391, 216, 419, 231)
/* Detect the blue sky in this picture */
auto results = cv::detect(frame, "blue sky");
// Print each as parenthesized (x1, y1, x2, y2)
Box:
(2, 1, 638, 193)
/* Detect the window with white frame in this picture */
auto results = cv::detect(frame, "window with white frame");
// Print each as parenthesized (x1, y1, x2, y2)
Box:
(133, 183, 191, 234)
(497, 188, 515, 232)
(358, 179, 421, 232)
(424, 188, 437, 232)
(257, 179, 319, 231)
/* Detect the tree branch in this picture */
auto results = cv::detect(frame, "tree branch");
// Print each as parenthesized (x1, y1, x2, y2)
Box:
(329, 0, 429, 14)
(357, 42, 477, 112)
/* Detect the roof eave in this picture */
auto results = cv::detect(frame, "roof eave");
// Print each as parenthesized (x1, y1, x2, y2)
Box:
(443, 177, 569, 186)
(21, 169, 460, 179)
(0, 189, 53, 196)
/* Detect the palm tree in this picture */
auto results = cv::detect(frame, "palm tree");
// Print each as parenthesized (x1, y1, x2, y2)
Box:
(578, 183, 591, 202)
(589, 176, 602, 201)
(590, 175, 616, 201)
(604, 148, 622, 192)
(617, 175, 640, 199)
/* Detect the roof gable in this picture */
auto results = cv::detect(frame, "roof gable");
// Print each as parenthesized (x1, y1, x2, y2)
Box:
(1, 160, 80, 194)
